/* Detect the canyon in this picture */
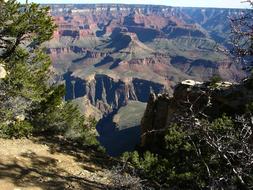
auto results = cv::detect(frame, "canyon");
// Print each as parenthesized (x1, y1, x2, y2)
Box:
(45, 4, 247, 155)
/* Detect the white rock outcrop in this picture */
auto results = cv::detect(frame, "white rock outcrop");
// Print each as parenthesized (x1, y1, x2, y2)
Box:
(181, 79, 203, 86)
(0, 64, 7, 79)
(216, 81, 233, 88)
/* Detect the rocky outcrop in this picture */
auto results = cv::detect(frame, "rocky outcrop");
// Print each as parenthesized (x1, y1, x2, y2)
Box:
(64, 72, 165, 115)
(141, 79, 253, 147)
(71, 96, 103, 120)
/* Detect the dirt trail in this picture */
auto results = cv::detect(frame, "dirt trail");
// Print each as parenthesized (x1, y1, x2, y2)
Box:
(0, 137, 114, 190)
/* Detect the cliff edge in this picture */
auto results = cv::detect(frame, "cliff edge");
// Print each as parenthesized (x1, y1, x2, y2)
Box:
(141, 78, 253, 147)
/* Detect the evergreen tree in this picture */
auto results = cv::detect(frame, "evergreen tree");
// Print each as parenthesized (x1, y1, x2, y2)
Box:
(0, 0, 95, 141)
(0, 0, 57, 134)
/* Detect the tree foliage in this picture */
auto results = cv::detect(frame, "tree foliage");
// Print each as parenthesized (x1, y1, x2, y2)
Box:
(0, 0, 56, 129)
(0, 0, 98, 146)
(124, 114, 253, 189)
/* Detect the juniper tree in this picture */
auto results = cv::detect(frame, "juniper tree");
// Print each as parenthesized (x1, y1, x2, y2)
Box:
(0, 0, 88, 138)
(0, 0, 56, 127)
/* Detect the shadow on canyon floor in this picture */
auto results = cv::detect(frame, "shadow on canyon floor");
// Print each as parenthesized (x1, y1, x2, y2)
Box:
(96, 111, 141, 157)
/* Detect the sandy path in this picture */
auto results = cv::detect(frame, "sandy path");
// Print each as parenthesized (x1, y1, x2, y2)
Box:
(0, 137, 112, 190)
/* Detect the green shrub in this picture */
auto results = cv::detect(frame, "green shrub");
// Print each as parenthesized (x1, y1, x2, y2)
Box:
(66, 116, 99, 146)
(210, 75, 222, 87)
(122, 151, 168, 182)
(0, 123, 9, 138)
(210, 115, 234, 133)
(0, 121, 33, 138)
(122, 123, 212, 188)
(125, 115, 253, 189)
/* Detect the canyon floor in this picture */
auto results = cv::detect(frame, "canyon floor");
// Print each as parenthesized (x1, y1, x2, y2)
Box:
(0, 136, 116, 190)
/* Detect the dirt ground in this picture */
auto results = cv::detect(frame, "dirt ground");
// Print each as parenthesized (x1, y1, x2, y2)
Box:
(0, 136, 116, 190)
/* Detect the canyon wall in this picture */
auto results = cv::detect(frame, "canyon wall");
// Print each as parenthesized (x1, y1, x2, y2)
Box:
(64, 72, 165, 115)
(46, 4, 246, 129)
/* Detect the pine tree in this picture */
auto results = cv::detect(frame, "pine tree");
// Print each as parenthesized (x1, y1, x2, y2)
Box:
(0, 0, 56, 131)
(0, 0, 91, 139)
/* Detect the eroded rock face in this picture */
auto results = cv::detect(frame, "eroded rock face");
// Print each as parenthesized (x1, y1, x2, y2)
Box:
(47, 4, 246, 85)
(141, 79, 253, 147)
(45, 5, 247, 125)
(140, 93, 172, 147)
(64, 72, 165, 115)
